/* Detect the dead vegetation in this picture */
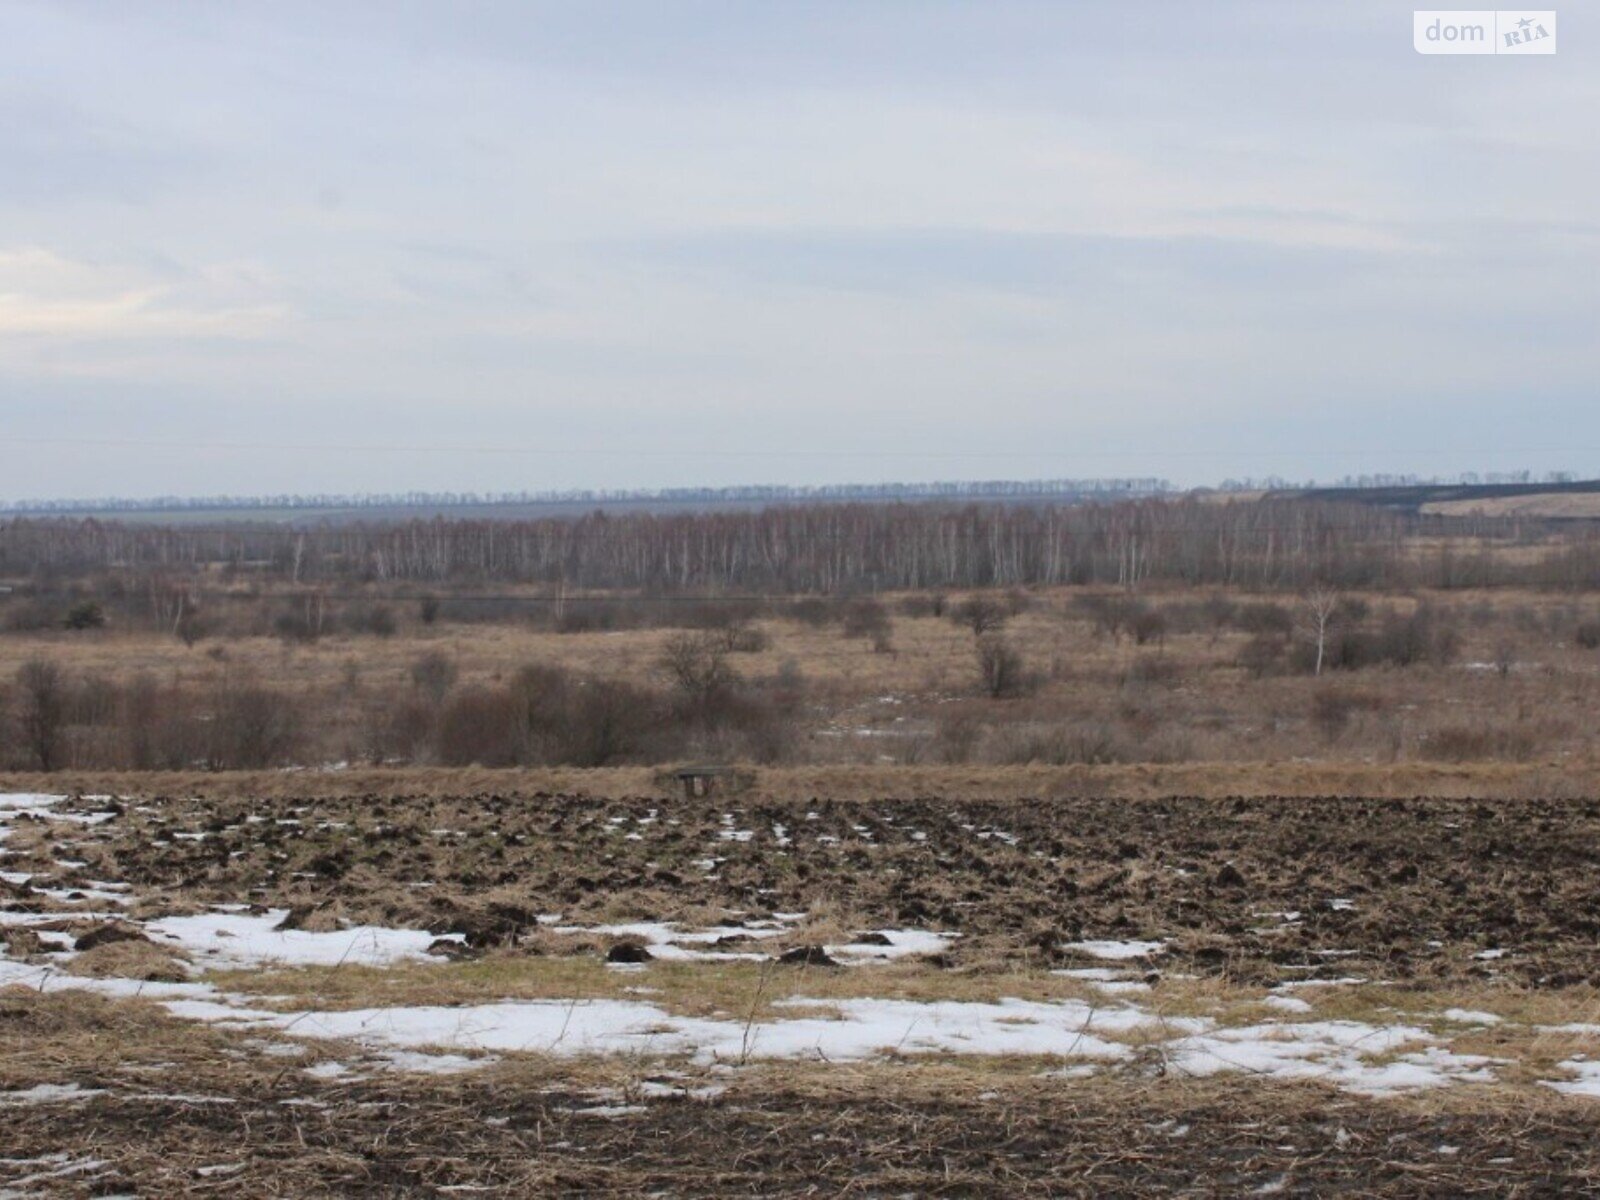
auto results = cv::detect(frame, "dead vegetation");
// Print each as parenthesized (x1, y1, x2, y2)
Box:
(4, 990, 1600, 1196)
(6, 582, 1600, 776)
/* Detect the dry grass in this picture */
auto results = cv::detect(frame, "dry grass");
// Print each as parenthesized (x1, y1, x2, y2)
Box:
(9, 582, 1600, 774)
(7, 757, 1600, 804)
(1422, 493, 1600, 519)
(5, 987, 1600, 1195)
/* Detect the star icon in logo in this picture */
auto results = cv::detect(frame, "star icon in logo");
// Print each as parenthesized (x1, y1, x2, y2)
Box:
(1517, 16, 1534, 28)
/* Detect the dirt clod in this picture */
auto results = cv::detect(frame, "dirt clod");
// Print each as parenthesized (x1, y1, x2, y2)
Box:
(74, 921, 152, 951)
(607, 942, 655, 964)
(778, 945, 839, 967)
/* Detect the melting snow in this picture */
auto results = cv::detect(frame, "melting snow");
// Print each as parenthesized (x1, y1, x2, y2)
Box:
(0, 1083, 106, 1105)
(199, 995, 1159, 1064)
(1167, 1021, 1498, 1095)
(144, 911, 457, 969)
(1440, 1009, 1502, 1026)
(1064, 940, 1165, 961)
(828, 930, 957, 961)
(553, 921, 785, 962)
(1545, 1059, 1600, 1097)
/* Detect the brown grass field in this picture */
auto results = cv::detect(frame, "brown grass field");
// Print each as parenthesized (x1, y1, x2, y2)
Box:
(5, 581, 1600, 773)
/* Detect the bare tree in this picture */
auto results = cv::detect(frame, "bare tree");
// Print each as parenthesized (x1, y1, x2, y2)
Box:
(953, 596, 1008, 638)
(16, 659, 65, 771)
(1301, 587, 1341, 677)
(410, 651, 459, 706)
(206, 681, 300, 769)
(976, 635, 1026, 698)
(658, 632, 737, 708)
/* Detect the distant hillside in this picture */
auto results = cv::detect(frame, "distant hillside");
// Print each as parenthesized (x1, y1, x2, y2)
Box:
(1278, 479, 1600, 518)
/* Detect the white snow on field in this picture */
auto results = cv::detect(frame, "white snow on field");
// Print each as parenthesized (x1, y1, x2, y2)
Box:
(1440, 1009, 1502, 1026)
(1261, 994, 1314, 1014)
(115, 989, 1506, 1095)
(0, 1153, 112, 1194)
(0, 794, 69, 845)
(185, 994, 1160, 1064)
(0, 957, 217, 1002)
(1064, 939, 1165, 961)
(0, 793, 69, 813)
(144, 911, 458, 969)
(1545, 1059, 1600, 1097)
(1167, 1022, 1500, 1095)
(0, 1082, 106, 1105)
(376, 1049, 491, 1074)
(552, 920, 956, 964)
(828, 930, 958, 960)
(555, 921, 786, 962)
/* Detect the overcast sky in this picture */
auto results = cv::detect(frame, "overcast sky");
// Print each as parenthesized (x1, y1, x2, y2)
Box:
(0, 1, 1595, 499)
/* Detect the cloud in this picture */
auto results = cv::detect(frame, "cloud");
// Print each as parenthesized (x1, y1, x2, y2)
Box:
(0, 248, 291, 342)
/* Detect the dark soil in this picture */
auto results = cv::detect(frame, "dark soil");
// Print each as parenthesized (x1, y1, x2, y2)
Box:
(3, 1066, 1599, 1197)
(17, 792, 1600, 986)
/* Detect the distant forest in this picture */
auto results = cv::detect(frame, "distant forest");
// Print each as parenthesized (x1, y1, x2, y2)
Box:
(2, 497, 1596, 593)
(0, 478, 1171, 515)
(1, 469, 1583, 516)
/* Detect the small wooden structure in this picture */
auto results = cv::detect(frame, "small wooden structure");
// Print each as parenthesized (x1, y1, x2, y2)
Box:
(674, 765, 733, 800)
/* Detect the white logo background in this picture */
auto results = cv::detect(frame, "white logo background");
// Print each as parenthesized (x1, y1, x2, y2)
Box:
(1414, 10, 1557, 54)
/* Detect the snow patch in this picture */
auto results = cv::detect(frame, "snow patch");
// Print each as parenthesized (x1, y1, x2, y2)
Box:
(144, 910, 456, 969)
(1063, 940, 1165, 961)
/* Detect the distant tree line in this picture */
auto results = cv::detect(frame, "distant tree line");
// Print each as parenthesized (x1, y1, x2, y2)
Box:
(0, 477, 1170, 515)
(5, 496, 1593, 593)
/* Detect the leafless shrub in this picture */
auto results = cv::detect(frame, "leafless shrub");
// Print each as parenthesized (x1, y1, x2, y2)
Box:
(560, 680, 661, 765)
(934, 710, 984, 763)
(274, 595, 328, 643)
(659, 632, 738, 709)
(1237, 633, 1287, 677)
(15, 659, 65, 771)
(1129, 607, 1166, 646)
(1291, 604, 1459, 673)
(895, 593, 944, 618)
(1421, 723, 1540, 762)
(410, 651, 459, 706)
(206, 682, 301, 769)
(1074, 594, 1154, 642)
(787, 597, 839, 628)
(119, 673, 163, 769)
(344, 603, 397, 637)
(1002, 588, 1032, 616)
(364, 696, 435, 765)
(997, 721, 1130, 765)
(1234, 601, 1294, 636)
(436, 687, 523, 767)
(976, 635, 1027, 698)
(1124, 655, 1181, 686)
(63, 600, 106, 630)
(1310, 686, 1388, 741)
(953, 595, 1008, 638)
(842, 598, 891, 642)
(716, 621, 770, 653)
(771, 658, 805, 703)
